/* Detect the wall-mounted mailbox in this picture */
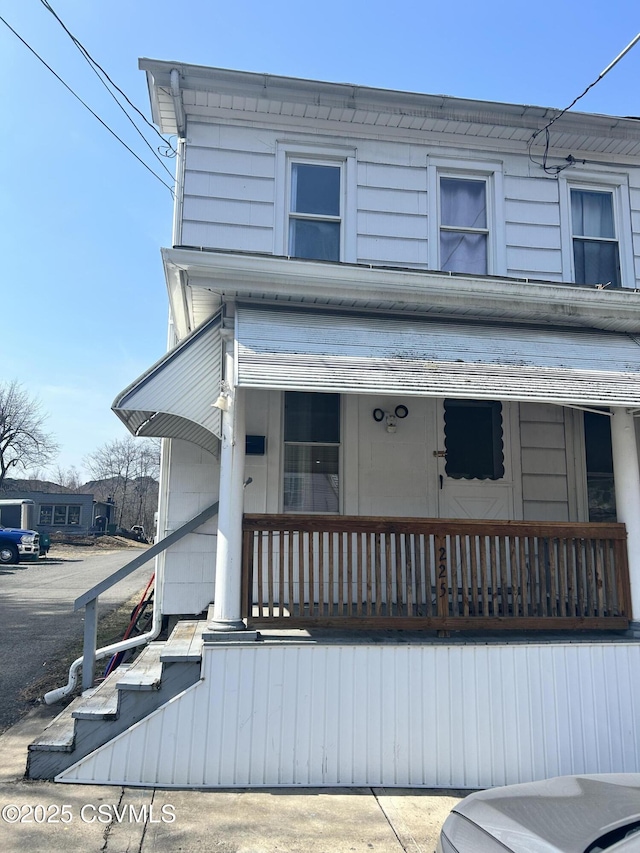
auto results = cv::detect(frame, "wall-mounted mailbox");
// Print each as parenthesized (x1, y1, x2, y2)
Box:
(246, 435, 266, 455)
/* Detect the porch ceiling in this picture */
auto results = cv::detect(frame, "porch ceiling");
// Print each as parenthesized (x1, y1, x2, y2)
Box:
(235, 306, 640, 408)
(112, 312, 223, 454)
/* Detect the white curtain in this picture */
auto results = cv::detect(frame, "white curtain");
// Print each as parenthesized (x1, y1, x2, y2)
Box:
(440, 178, 487, 275)
(571, 190, 614, 238)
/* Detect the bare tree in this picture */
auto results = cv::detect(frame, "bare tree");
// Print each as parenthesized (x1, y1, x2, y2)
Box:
(84, 436, 160, 530)
(51, 464, 83, 492)
(0, 381, 59, 489)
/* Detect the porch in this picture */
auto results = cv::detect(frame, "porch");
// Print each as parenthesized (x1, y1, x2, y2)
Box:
(242, 515, 632, 631)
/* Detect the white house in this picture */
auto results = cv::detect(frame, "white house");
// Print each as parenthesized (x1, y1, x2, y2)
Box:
(30, 62, 640, 788)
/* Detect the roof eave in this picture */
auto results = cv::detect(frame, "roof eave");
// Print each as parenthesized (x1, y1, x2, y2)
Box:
(139, 58, 640, 144)
(161, 248, 640, 336)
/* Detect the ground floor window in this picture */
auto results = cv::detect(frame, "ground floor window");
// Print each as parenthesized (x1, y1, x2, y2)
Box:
(283, 391, 340, 512)
(39, 504, 81, 526)
(444, 399, 504, 480)
(584, 410, 616, 522)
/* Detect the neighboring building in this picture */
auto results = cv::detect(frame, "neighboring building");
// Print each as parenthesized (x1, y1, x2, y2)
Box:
(0, 490, 95, 536)
(91, 497, 117, 533)
(36, 63, 640, 788)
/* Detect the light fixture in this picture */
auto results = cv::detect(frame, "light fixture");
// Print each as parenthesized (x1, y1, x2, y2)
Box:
(212, 394, 229, 411)
(372, 405, 409, 433)
(212, 380, 231, 411)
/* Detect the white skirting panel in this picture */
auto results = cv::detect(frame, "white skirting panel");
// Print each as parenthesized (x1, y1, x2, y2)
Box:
(57, 642, 640, 788)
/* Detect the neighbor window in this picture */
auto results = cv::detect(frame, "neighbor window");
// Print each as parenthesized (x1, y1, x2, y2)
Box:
(439, 177, 488, 275)
(444, 399, 504, 480)
(39, 504, 81, 526)
(571, 189, 621, 287)
(283, 391, 340, 512)
(288, 162, 342, 261)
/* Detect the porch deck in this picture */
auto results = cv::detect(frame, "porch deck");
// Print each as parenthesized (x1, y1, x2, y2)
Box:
(242, 515, 632, 631)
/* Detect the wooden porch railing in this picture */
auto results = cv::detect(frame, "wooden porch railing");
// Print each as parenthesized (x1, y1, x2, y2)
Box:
(241, 515, 632, 630)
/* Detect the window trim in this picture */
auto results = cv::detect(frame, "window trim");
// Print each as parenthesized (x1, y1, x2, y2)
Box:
(275, 141, 357, 263)
(559, 170, 634, 288)
(427, 156, 506, 276)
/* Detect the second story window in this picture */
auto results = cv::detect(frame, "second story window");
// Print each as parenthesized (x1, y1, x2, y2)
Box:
(439, 177, 488, 275)
(570, 189, 621, 287)
(288, 162, 342, 261)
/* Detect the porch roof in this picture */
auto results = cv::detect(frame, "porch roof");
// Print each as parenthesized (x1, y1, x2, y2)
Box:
(236, 306, 640, 408)
(112, 312, 223, 454)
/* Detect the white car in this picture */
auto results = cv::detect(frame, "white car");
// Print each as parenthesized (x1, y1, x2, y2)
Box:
(438, 774, 640, 853)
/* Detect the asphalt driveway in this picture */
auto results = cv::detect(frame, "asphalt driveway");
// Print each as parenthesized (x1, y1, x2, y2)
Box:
(0, 547, 153, 732)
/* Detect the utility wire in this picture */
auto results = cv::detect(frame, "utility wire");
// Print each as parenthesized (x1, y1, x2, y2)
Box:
(528, 32, 640, 175)
(38, 0, 175, 180)
(38, 0, 176, 161)
(0, 13, 174, 194)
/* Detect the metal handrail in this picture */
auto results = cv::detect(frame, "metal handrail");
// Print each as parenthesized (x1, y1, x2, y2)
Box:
(44, 501, 219, 704)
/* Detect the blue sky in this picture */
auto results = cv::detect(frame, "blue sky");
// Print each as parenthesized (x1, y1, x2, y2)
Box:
(1, 1, 639, 479)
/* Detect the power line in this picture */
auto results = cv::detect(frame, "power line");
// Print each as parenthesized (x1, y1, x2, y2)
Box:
(0, 13, 175, 194)
(38, 0, 175, 181)
(38, 0, 176, 161)
(528, 32, 640, 175)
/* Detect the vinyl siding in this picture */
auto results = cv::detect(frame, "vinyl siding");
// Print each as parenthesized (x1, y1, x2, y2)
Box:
(504, 174, 563, 280)
(182, 125, 275, 251)
(519, 402, 570, 521)
(58, 642, 640, 788)
(161, 391, 276, 615)
(162, 439, 219, 616)
(178, 122, 640, 284)
(357, 159, 428, 266)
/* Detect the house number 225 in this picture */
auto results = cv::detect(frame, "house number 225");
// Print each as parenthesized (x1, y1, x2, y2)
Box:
(438, 546, 447, 598)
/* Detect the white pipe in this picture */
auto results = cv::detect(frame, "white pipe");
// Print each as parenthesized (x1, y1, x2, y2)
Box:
(43, 612, 163, 704)
(171, 136, 185, 247)
(169, 68, 186, 137)
(43, 595, 163, 704)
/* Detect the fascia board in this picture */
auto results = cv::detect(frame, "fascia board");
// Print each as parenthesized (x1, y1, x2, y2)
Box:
(139, 58, 640, 145)
(162, 247, 640, 334)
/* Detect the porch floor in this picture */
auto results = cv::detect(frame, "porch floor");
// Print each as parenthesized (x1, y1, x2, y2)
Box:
(250, 626, 640, 645)
(208, 606, 639, 646)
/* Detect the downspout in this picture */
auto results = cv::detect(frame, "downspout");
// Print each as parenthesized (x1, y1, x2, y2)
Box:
(43, 590, 164, 704)
(170, 69, 186, 248)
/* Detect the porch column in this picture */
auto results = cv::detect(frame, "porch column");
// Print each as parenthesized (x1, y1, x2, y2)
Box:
(610, 407, 640, 624)
(208, 346, 246, 632)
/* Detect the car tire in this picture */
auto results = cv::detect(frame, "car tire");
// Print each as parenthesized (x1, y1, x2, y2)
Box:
(0, 544, 19, 565)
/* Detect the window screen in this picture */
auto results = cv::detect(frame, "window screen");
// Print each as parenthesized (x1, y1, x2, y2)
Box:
(444, 399, 504, 480)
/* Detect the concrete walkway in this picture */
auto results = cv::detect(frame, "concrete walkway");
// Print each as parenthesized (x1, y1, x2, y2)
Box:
(0, 706, 465, 853)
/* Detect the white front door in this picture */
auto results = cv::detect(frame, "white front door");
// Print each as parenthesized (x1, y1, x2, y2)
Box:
(435, 399, 516, 520)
